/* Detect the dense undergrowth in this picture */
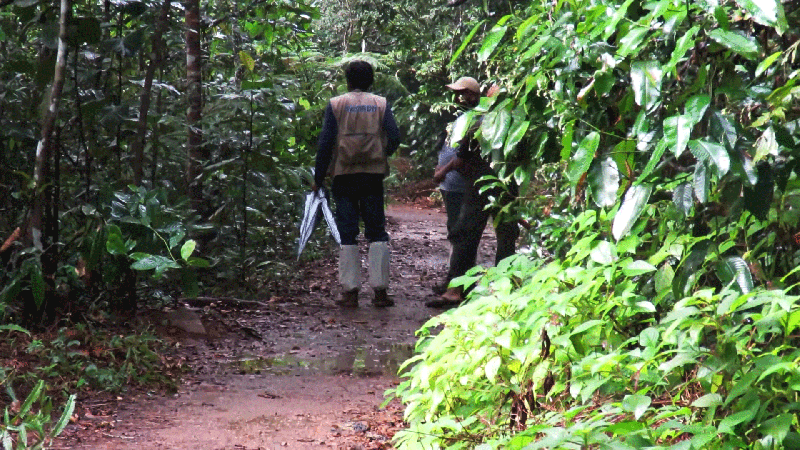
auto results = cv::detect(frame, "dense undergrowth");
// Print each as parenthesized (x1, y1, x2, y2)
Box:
(391, 211, 800, 449)
(1, 325, 182, 449)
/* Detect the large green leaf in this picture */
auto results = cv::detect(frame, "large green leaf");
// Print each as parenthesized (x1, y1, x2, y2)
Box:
(450, 21, 484, 66)
(684, 95, 711, 125)
(631, 61, 662, 111)
(480, 103, 512, 150)
(561, 120, 575, 161)
(716, 256, 754, 294)
(30, 262, 45, 309)
(612, 184, 652, 241)
(689, 140, 730, 176)
(639, 140, 667, 181)
(449, 111, 477, 147)
(673, 183, 693, 216)
(753, 127, 778, 162)
(131, 254, 180, 272)
(666, 26, 700, 73)
(708, 29, 760, 59)
(622, 394, 652, 420)
(734, 0, 788, 35)
(756, 51, 783, 77)
(693, 160, 710, 203)
(477, 21, 509, 63)
(617, 27, 649, 58)
(568, 132, 599, 185)
(588, 157, 620, 208)
(709, 111, 738, 151)
(504, 117, 529, 157)
(664, 115, 692, 156)
(181, 240, 197, 261)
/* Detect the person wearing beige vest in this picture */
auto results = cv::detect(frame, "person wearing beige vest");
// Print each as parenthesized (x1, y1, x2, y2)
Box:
(313, 60, 401, 308)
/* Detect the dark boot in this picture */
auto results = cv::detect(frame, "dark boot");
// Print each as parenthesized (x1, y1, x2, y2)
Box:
(336, 289, 359, 308)
(425, 286, 463, 309)
(432, 279, 450, 295)
(372, 288, 394, 307)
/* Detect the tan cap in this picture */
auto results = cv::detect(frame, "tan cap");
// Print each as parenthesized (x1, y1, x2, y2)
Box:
(446, 77, 481, 94)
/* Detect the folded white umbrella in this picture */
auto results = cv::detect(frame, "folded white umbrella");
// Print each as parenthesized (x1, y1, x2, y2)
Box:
(298, 188, 340, 259)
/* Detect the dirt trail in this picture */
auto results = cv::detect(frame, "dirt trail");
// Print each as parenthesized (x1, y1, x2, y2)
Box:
(55, 203, 497, 450)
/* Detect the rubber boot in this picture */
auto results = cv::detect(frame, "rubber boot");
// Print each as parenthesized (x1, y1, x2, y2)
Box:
(368, 241, 393, 307)
(337, 245, 360, 307)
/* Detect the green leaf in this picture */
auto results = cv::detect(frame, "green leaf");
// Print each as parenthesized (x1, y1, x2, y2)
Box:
(51, 394, 76, 437)
(481, 104, 511, 150)
(590, 241, 618, 265)
(639, 140, 667, 181)
(685, 95, 711, 125)
(631, 61, 663, 110)
(708, 29, 760, 59)
(639, 327, 660, 348)
(753, 127, 778, 163)
(449, 111, 477, 147)
(693, 160, 710, 203)
(756, 51, 783, 77)
(624, 260, 657, 276)
(618, 27, 649, 58)
(238, 51, 255, 72)
(0, 324, 31, 335)
(725, 370, 759, 405)
(664, 115, 692, 156)
(130, 255, 180, 272)
(673, 183, 694, 216)
(504, 119, 529, 157)
(716, 256, 754, 294)
(612, 184, 652, 241)
(18, 380, 44, 417)
(588, 157, 619, 208)
(561, 120, 575, 161)
(689, 140, 730, 176)
(568, 132, 599, 185)
(180, 239, 197, 261)
(622, 394, 651, 420)
(718, 409, 757, 435)
(734, 0, 788, 34)
(692, 393, 722, 408)
(478, 24, 508, 62)
(758, 414, 793, 444)
(450, 21, 484, 66)
(667, 26, 700, 72)
(106, 224, 127, 256)
(186, 256, 210, 268)
(485, 355, 501, 382)
(30, 263, 45, 309)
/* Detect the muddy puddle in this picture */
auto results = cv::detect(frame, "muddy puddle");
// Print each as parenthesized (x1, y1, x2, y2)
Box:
(230, 342, 416, 377)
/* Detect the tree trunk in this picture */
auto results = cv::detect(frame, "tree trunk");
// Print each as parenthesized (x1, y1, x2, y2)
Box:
(27, 0, 70, 250)
(185, 0, 204, 207)
(132, 0, 172, 186)
(22, 0, 70, 321)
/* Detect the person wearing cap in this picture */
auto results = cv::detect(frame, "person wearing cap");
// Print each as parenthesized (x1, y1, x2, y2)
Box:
(313, 60, 401, 308)
(426, 76, 519, 307)
(430, 118, 469, 295)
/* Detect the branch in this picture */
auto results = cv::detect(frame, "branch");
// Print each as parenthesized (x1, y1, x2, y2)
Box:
(446, 0, 470, 6)
(1, 227, 22, 254)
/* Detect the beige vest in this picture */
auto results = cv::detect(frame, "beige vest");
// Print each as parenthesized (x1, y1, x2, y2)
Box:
(328, 91, 389, 177)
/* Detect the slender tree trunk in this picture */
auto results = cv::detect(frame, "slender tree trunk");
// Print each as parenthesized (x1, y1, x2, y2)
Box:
(27, 0, 70, 251)
(132, 0, 172, 186)
(185, 0, 204, 207)
(22, 0, 70, 320)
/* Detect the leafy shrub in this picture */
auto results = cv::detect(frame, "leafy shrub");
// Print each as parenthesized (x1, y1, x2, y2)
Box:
(1, 380, 75, 450)
(391, 238, 800, 448)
